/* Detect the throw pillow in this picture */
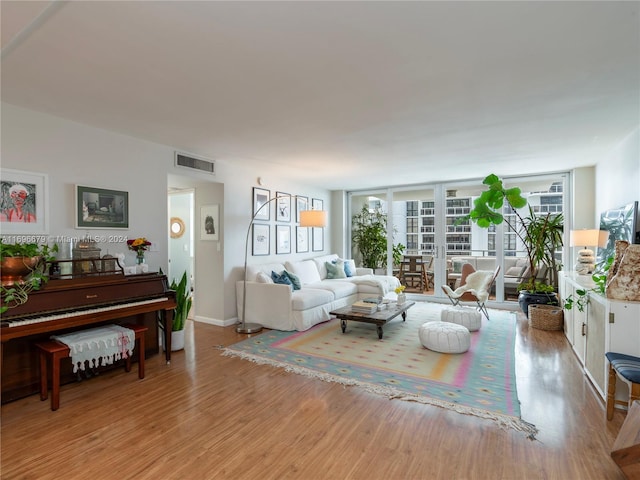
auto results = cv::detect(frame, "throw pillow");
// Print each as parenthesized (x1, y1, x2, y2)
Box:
(333, 258, 355, 277)
(325, 261, 347, 279)
(452, 259, 466, 274)
(271, 271, 294, 290)
(505, 266, 525, 278)
(283, 270, 302, 290)
(256, 271, 273, 283)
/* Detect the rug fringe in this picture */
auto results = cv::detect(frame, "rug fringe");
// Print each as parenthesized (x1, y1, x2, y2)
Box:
(222, 347, 538, 440)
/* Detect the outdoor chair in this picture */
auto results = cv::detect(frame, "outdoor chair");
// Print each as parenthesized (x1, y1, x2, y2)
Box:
(441, 265, 501, 320)
(399, 255, 427, 292)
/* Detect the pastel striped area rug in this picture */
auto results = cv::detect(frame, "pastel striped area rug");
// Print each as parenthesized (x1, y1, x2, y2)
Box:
(223, 302, 536, 438)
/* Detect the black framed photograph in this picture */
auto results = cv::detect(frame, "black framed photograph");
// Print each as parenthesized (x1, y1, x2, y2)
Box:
(312, 198, 324, 251)
(200, 204, 219, 241)
(76, 185, 128, 229)
(276, 191, 291, 222)
(296, 195, 308, 223)
(0, 168, 49, 234)
(253, 187, 270, 221)
(252, 223, 270, 256)
(296, 226, 309, 253)
(276, 224, 291, 254)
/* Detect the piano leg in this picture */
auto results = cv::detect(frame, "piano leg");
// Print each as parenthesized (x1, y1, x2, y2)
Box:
(158, 308, 173, 364)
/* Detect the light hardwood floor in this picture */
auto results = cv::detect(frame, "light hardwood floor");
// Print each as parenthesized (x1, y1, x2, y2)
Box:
(0, 307, 628, 480)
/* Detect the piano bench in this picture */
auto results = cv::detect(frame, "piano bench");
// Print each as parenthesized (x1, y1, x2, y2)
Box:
(35, 324, 148, 411)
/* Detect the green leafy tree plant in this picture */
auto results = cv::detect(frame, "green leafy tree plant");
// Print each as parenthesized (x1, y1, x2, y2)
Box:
(351, 204, 405, 270)
(463, 174, 564, 293)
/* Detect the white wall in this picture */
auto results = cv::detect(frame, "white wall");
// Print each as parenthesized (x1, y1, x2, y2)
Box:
(595, 127, 640, 217)
(1, 103, 331, 324)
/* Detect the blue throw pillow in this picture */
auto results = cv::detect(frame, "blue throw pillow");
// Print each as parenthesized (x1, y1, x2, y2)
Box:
(283, 270, 302, 290)
(271, 271, 293, 290)
(342, 259, 353, 277)
(326, 261, 347, 279)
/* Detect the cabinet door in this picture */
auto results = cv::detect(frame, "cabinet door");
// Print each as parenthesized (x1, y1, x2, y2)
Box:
(560, 276, 574, 343)
(609, 301, 640, 356)
(573, 302, 586, 363)
(608, 301, 640, 406)
(585, 297, 606, 396)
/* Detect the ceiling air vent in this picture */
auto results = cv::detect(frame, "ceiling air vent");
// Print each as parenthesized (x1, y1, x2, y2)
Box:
(174, 152, 215, 175)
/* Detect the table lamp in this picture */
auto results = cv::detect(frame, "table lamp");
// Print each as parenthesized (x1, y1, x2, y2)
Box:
(238, 194, 327, 334)
(570, 229, 609, 275)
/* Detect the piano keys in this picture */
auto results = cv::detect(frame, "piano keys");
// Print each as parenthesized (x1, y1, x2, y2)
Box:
(1, 268, 176, 404)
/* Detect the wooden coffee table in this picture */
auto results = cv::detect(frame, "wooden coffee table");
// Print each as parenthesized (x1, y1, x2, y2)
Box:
(330, 301, 415, 339)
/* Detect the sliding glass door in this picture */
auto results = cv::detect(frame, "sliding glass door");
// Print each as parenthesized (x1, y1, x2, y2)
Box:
(348, 173, 568, 306)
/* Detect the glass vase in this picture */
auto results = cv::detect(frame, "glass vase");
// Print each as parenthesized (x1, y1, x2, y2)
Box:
(397, 293, 406, 305)
(136, 252, 145, 265)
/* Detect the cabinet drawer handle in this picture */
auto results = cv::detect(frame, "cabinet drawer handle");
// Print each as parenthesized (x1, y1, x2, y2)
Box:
(581, 323, 587, 336)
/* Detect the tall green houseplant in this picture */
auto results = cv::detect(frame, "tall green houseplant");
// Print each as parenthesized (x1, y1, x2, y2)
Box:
(463, 174, 564, 292)
(351, 204, 405, 270)
(170, 271, 192, 331)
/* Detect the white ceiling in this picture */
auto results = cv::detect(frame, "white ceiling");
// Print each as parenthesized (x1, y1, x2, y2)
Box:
(2, 1, 639, 191)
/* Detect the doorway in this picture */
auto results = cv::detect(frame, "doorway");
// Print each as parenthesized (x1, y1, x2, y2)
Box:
(168, 189, 194, 301)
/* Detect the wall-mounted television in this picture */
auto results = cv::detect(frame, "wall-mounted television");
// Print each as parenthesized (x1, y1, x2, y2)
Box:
(597, 201, 639, 264)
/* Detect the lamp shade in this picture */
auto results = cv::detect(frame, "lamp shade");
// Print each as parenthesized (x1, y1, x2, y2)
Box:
(570, 229, 607, 248)
(597, 230, 610, 248)
(300, 209, 327, 228)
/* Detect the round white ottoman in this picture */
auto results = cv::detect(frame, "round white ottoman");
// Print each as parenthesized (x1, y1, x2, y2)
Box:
(441, 306, 482, 332)
(419, 321, 470, 354)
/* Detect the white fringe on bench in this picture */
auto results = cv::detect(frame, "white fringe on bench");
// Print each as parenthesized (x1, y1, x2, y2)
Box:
(52, 324, 135, 373)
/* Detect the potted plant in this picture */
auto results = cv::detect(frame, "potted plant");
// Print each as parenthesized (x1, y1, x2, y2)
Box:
(563, 256, 613, 313)
(169, 271, 192, 351)
(351, 204, 405, 272)
(1, 239, 58, 314)
(463, 174, 564, 315)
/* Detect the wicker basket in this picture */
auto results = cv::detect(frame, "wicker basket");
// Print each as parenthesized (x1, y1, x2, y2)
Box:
(528, 304, 564, 331)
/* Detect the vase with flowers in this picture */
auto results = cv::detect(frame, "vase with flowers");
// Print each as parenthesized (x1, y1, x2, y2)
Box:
(395, 285, 406, 305)
(127, 237, 152, 264)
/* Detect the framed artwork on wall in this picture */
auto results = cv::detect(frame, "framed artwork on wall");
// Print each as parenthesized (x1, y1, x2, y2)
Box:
(253, 187, 270, 221)
(276, 192, 291, 222)
(312, 198, 324, 251)
(200, 204, 219, 241)
(76, 185, 128, 229)
(276, 225, 291, 254)
(296, 195, 308, 223)
(252, 224, 270, 256)
(296, 226, 309, 253)
(0, 168, 49, 235)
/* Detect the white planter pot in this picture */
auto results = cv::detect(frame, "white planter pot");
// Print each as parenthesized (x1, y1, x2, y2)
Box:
(171, 329, 185, 351)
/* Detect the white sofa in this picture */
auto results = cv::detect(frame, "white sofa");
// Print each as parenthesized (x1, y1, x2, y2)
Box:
(236, 254, 401, 331)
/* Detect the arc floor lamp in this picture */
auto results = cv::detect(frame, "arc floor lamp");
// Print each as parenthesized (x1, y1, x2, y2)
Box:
(238, 194, 327, 334)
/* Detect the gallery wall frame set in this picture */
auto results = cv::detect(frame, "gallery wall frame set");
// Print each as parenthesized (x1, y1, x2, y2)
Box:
(0, 168, 49, 235)
(250, 187, 324, 256)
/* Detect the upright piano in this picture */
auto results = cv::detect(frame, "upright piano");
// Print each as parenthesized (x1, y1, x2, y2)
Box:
(1, 267, 177, 404)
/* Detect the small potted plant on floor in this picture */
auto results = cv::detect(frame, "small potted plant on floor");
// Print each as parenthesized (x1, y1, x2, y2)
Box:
(169, 271, 192, 351)
(462, 174, 564, 316)
(1, 239, 58, 313)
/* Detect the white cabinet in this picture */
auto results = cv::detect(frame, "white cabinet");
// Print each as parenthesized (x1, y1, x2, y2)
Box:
(559, 272, 640, 405)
